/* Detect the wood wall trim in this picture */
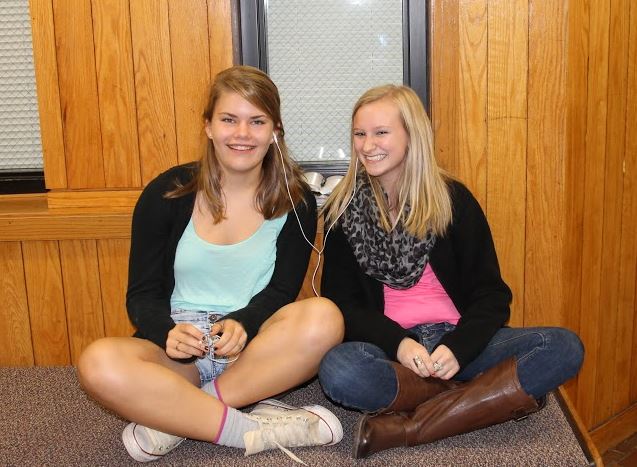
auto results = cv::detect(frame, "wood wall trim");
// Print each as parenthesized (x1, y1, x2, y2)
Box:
(0, 193, 134, 241)
(590, 401, 637, 455)
(29, 0, 67, 189)
(0, 213, 132, 241)
(557, 387, 603, 465)
(47, 190, 141, 210)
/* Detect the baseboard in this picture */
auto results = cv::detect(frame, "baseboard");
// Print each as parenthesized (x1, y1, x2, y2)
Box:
(590, 401, 637, 455)
(556, 387, 603, 466)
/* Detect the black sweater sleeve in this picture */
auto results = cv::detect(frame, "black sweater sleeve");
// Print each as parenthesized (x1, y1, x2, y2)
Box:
(434, 183, 512, 367)
(222, 188, 317, 343)
(321, 223, 415, 360)
(126, 173, 180, 349)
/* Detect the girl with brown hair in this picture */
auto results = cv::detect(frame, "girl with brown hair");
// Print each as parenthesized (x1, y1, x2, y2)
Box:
(78, 66, 344, 462)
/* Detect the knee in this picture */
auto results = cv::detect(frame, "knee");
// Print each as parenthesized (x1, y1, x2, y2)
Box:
(531, 327, 584, 382)
(552, 328, 584, 377)
(318, 344, 358, 398)
(318, 343, 372, 395)
(296, 297, 344, 348)
(319, 342, 390, 410)
(77, 338, 126, 397)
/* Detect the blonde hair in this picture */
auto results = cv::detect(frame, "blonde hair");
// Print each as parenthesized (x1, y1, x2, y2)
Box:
(322, 84, 452, 238)
(167, 65, 306, 221)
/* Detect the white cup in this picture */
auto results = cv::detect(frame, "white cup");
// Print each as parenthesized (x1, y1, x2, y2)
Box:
(320, 175, 343, 195)
(303, 172, 324, 192)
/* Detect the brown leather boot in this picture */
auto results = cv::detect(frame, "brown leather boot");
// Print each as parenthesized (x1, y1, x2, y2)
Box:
(381, 362, 460, 413)
(353, 357, 541, 458)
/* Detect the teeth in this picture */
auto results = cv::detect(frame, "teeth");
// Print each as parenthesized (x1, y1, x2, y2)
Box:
(365, 153, 387, 161)
(229, 145, 254, 151)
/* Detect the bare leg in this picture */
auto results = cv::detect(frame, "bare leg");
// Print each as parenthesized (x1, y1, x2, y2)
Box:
(77, 297, 343, 441)
(77, 337, 224, 441)
(217, 297, 344, 408)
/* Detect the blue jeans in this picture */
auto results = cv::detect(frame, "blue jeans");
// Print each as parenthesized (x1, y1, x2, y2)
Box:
(318, 323, 584, 413)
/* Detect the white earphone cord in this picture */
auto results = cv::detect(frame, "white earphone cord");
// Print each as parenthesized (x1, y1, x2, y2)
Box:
(274, 136, 357, 297)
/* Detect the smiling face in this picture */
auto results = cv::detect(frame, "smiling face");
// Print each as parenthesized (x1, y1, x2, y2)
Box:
(205, 91, 275, 180)
(352, 97, 409, 195)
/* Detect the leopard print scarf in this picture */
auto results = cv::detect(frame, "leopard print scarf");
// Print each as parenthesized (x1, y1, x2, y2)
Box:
(341, 180, 436, 289)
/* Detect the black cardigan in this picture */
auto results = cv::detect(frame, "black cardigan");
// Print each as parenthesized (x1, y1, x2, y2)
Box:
(126, 163, 317, 350)
(321, 180, 511, 369)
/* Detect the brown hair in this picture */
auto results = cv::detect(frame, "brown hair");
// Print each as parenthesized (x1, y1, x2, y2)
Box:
(166, 65, 306, 221)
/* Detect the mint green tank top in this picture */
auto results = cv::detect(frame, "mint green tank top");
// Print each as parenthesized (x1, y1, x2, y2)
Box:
(170, 213, 287, 313)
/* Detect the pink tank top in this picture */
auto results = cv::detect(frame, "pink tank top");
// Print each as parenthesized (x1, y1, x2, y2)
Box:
(383, 263, 460, 329)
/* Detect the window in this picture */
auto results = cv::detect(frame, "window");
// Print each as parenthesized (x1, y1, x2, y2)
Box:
(0, 0, 45, 194)
(235, 0, 429, 172)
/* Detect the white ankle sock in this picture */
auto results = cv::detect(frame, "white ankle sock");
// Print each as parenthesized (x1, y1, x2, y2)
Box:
(214, 406, 258, 449)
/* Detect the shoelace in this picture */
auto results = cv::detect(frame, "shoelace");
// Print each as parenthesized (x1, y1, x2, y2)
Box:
(269, 438, 306, 465)
(252, 413, 317, 465)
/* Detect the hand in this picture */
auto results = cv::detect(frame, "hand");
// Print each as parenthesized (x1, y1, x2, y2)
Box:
(166, 323, 206, 359)
(396, 337, 435, 378)
(209, 319, 247, 358)
(429, 344, 460, 380)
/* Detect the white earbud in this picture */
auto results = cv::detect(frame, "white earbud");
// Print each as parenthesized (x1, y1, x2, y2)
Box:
(272, 131, 356, 298)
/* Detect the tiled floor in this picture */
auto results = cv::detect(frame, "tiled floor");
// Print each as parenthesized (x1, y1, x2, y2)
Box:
(602, 432, 637, 466)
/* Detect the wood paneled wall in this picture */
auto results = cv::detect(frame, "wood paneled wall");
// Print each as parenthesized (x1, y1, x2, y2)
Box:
(0, 0, 634, 450)
(0, 233, 133, 366)
(0, 199, 320, 367)
(30, 0, 233, 190)
(431, 0, 637, 449)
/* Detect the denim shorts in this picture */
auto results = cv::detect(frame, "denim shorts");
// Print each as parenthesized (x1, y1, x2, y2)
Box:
(170, 309, 229, 385)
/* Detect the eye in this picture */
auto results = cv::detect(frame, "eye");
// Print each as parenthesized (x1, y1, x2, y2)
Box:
(376, 130, 388, 136)
(353, 131, 365, 137)
(221, 117, 235, 123)
(251, 119, 266, 125)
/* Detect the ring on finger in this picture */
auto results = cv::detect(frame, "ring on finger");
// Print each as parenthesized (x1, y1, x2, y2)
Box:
(433, 361, 443, 372)
(413, 356, 424, 368)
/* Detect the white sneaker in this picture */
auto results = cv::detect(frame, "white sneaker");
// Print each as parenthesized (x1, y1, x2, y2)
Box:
(244, 399, 343, 463)
(122, 422, 185, 462)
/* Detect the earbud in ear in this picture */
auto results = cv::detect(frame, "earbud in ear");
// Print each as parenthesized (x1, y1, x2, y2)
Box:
(272, 132, 278, 144)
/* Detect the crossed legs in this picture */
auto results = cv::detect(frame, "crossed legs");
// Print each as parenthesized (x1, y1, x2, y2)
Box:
(77, 297, 343, 441)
